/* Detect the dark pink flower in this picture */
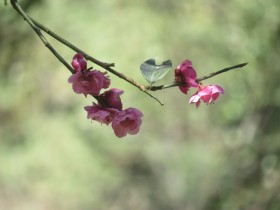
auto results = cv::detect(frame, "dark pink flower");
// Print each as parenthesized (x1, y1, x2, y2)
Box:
(71, 53, 87, 72)
(175, 60, 199, 94)
(189, 85, 224, 107)
(68, 70, 110, 96)
(84, 102, 118, 125)
(112, 108, 143, 138)
(98, 88, 124, 110)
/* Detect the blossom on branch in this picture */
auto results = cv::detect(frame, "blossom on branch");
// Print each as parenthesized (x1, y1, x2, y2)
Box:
(68, 70, 110, 96)
(175, 60, 199, 94)
(98, 88, 124, 110)
(84, 102, 118, 125)
(189, 85, 224, 107)
(83, 88, 143, 138)
(112, 108, 143, 138)
(71, 53, 87, 72)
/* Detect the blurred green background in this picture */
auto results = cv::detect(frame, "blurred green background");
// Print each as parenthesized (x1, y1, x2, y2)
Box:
(1, 0, 280, 209)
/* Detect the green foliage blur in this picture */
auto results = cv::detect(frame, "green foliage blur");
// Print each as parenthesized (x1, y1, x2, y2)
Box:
(1, 0, 280, 209)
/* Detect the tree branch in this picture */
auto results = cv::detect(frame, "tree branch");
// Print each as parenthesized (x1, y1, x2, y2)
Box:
(9, 0, 163, 105)
(32, 19, 163, 105)
(148, 62, 248, 91)
(196, 62, 248, 82)
(31, 19, 115, 68)
(31, 19, 148, 91)
(10, 0, 75, 74)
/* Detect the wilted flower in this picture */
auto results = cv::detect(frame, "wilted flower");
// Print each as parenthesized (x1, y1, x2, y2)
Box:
(68, 70, 110, 96)
(189, 85, 224, 107)
(84, 102, 118, 125)
(112, 108, 143, 138)
(71, 53, 87, 72)
(175, 60, 199, 94)
(98, 88, 124, 110)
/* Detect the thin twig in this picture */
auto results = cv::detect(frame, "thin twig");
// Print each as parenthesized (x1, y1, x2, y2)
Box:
(196, 62, 248, 82)
(143, 91, 164, 105)
(10, 0, 75, 74)
(31, 19, 115, 68)
(148, 62, 248, 91)
(31, 19, 146, 91)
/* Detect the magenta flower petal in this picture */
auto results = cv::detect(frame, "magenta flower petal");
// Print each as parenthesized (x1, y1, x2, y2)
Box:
(201, 94, 212, 103)
(84, 102, 118, 125)
(212, 85, 224, 94)
(210, 85, 224, 102)
(112, 108, 143, 138)
(71, 53, 87, 72)
(68, 70, 110, 96)
(189, 93, 201, 108)
(175, 60, 198, 94)
(98, 88, 124, 110)
(179, 86, 189, 94)
(186, 78, 199, 88)
(197, 86, 212, 96)
(189, 85, 224, 107)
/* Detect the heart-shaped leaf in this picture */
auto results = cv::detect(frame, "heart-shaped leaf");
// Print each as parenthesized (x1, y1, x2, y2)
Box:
(140, 58, 172, 84)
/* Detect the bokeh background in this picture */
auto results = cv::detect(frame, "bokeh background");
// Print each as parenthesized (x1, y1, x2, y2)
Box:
(1, 0, 280, 209)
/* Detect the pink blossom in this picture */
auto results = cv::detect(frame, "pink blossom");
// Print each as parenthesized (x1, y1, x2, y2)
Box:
(71, 53, 87, 72)
(68, 70, 110, 96)
(98, 88, 124, 110)
(175, 60, 199, 94)
(189, 85, 224, 107)
(84, 102, 118, 125)
(112, 108, 143, 138)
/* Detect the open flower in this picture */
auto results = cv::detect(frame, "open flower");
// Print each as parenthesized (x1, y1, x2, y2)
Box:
(84, 102, 118, 125)
(71, 53, 87, 72)
(68, 70, 110, 96)
(189, 85, 224, 107)
(98, 88, 124, 110)
(175, 60, 199, 94)
(112, 108, 143, 138)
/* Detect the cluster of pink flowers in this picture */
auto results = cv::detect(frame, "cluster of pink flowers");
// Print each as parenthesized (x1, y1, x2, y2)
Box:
(68, 53, 143, 138)
(175, 60, 224, 107)
(68, 54, 224, 137)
